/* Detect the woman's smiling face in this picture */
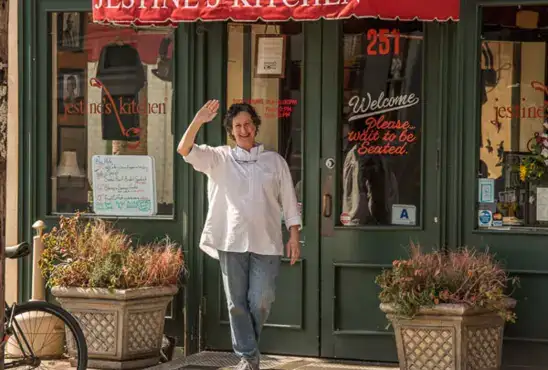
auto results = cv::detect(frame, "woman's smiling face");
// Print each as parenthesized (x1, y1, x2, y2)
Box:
(231, 111, 257, 151)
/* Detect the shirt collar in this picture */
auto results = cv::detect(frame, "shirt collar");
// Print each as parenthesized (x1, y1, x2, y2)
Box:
(233, 143, 264, 161)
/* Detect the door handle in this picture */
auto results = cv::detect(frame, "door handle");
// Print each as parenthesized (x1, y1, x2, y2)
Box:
(321, 173, 334, 237)
(322, 193, 332, 217)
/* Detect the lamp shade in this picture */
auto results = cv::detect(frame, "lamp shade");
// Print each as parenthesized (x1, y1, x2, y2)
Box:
(57, 151, 84, 177)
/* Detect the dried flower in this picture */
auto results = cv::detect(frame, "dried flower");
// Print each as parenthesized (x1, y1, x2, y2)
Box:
(375, 242, 519, 323)
(39, 213, 186, 290)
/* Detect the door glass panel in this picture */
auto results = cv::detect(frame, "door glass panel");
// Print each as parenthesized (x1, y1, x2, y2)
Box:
(224, 22, 305, 327)
(340, 19, 423, 227)
(226, 22, 303, 217)
(477, 5, 548, 230)
(49, 12, 175, 216)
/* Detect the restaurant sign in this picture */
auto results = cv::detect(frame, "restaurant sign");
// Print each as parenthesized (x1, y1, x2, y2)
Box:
(92, 0, 458, 25)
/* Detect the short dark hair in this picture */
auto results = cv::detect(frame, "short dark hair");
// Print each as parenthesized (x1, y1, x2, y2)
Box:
(224, 102, 261, 141)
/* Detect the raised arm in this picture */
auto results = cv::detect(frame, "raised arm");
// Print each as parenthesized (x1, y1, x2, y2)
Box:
(177, 99, 219, 156)
(177, 100, 223, 175)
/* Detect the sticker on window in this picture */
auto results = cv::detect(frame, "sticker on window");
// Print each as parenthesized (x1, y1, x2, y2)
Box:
(340, 212, 359, 226)
(391, 204, 416, 225)
(478, 210, 493, 228)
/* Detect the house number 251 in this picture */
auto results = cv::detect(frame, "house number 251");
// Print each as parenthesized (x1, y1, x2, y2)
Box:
(366, 29, 401, 56)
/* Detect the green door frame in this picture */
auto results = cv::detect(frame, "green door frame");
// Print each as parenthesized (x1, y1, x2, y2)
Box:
(459, 0, 548, 366)
(19, 0, 205, 353)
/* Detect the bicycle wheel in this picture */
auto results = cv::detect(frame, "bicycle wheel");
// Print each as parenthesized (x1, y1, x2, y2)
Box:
(4, 300, 88, 369)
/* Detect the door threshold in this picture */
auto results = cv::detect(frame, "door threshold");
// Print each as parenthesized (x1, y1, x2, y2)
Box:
(144, 350, 398, 370)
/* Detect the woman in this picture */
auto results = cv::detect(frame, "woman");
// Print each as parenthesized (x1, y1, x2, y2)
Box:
(177, 100, 302, 370)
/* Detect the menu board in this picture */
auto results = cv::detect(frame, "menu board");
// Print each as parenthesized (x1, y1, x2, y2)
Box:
(91, 155, 157, 216)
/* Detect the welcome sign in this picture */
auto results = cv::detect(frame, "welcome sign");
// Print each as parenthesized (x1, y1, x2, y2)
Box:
(346, 91, 419, 157)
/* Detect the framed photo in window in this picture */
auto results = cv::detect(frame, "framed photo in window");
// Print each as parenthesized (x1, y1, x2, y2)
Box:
(58, 68, 85, 115)
(57, 12, 84, 52)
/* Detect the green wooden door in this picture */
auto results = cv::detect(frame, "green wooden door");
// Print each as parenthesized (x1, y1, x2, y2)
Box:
(27, 0, 193, 348)
(318, 19, 445, 362)
(201, 22, 322, 357)
(200, 19, 456, 361)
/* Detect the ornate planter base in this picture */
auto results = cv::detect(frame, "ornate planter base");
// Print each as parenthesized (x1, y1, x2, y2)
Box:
(51, 285, 178, 370)
(380, 301, 515, 370)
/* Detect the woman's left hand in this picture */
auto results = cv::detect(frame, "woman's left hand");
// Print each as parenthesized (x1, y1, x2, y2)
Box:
(286, 237, 301, 265)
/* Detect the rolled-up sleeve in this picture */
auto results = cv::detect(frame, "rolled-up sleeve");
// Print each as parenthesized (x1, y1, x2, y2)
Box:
(182, 144, 222, 175)
(279, 158, 302, 230)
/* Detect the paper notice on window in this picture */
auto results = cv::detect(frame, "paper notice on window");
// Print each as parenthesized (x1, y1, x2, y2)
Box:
(536, 187, 548, 221)
(256, 36, 285, 76)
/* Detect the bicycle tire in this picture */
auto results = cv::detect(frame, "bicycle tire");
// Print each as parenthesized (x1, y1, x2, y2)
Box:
(11, 300, 88, 370)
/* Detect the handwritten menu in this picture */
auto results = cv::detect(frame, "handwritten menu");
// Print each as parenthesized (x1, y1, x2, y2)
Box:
(91, 155, 157, 216)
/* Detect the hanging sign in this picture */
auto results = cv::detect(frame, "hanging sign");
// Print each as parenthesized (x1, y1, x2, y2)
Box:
(255, 35, 286, 78)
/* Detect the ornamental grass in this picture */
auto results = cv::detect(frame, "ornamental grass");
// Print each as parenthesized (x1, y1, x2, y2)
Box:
(375, 242, 519, 323)
(39, 213, 185, 291)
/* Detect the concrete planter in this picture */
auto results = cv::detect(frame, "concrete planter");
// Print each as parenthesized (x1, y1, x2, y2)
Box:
(51, 285, 178, 370)
(380, 299, 516, 370)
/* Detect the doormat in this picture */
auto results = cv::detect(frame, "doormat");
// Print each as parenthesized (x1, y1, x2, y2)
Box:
(144, 350, 398, 370)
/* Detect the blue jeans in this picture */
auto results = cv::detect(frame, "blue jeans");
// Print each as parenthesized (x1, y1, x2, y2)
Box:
(218, 251, 281, 365)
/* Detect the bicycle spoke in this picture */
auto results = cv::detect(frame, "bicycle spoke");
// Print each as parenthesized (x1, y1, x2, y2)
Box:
(5, 310, 80, 369)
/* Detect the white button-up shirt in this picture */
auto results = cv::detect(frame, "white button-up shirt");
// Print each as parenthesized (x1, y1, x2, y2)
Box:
(182, 143, 302, 260)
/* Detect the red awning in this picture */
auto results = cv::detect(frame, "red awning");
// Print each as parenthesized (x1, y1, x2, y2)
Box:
(92, 0, 458, 26)
(85, 22, 173, 64)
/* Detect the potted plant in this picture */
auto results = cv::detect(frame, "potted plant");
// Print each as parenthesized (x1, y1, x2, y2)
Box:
(520, 123, 548, 183)
(375, 244, 518, 370)
(39, 213, 186, 369)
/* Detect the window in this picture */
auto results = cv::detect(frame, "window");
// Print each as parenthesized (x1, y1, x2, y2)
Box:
(226, 22, 303, 214)
(50, 12, 175, 217)
(477, 6, 548, 230)
(340, 19, 423, 227)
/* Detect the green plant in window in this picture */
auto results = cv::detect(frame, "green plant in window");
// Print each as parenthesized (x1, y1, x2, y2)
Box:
(520, 123, 548, 182)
